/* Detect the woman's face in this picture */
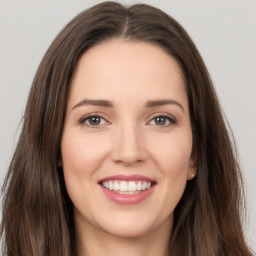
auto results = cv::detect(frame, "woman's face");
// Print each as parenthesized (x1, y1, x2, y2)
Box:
(61, 39, 195, 239)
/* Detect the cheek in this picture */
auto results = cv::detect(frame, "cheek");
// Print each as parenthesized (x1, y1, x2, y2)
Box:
(144, 131, 193, 222)
(149, 131, 193, 176)
(61, 133, 109, 176)
(60, 133, 110, 210)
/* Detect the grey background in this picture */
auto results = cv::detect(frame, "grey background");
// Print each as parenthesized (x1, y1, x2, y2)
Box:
(0, 0, 255, 250)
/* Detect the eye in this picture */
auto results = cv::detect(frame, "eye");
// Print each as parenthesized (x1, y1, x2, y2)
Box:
(148, 115, 176, 127)
(80, 115, 109, 127)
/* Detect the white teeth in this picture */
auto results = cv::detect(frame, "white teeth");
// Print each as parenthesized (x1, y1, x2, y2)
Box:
(109, 181, 113, 190)
(136, 181, 142, 191)
(113, 181, 119, 191)
(128, 181, 137, 192)
(102, 180, 153, 193)
(119, 191, 128, 194)
(129, 191, 138, 195)
(142, 181, 147, 190)
(103, 181, 108, 189)
(120, 181, 128, 191)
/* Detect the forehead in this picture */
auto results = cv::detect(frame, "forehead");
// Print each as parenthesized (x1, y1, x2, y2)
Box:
(68, 39, 187, 109)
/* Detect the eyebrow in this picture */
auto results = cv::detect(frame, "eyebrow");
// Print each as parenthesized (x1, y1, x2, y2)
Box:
(145, 99, 184, 112)
(72, 99, 113, 109)
(72, 98, 184, 112)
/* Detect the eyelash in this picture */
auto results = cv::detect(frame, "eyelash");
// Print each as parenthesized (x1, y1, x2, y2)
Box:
(79, 113, 176, 128)
(79, 113, 109, 128)
(147, 113, 177, 127)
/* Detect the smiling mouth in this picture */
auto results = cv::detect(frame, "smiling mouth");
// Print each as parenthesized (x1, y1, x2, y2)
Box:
(100, 180, 156, 195)
(99, 175, 157, 204)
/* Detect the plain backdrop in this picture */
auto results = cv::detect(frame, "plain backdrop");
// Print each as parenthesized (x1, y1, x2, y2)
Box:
(0, 0, 255, 250)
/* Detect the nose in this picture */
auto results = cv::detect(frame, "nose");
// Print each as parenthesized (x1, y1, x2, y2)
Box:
(111, 124, 147, 166)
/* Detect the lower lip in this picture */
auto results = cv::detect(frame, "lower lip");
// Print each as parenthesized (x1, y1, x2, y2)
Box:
(100, 185, 155, 205)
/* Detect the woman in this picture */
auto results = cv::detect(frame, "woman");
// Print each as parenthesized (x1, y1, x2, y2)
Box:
(0, 1, 253, 256)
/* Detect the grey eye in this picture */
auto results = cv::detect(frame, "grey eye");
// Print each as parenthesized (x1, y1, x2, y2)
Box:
(148, 115, 176, 126)
(88, 116, 102, 126)
(154, 116, 168, 125)
(80, 115, 108, 127)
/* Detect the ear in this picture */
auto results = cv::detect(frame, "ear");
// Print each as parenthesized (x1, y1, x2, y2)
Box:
(187, 150, 197, 180)
(187, 167, 197, 180)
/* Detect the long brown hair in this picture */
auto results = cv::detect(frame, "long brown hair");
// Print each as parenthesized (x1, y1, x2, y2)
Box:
(1, 2, 253, 255)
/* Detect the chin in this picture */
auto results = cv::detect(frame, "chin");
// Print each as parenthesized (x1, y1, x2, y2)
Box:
(96, 212, 165, 239)
(103, 222, 152, 239)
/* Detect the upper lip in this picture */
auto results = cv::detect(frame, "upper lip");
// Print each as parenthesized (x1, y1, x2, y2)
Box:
(98, 174, 156, 183)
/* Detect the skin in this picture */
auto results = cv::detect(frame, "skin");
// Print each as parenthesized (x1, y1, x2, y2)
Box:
(60, 39, 196, 256)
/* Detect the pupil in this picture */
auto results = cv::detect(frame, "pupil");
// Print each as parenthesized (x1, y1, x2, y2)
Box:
(89, 116, 101, 125)
(155, 116, 166, 125)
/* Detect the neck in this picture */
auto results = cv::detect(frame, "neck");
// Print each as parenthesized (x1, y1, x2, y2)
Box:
(75, 216, 172, 256)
